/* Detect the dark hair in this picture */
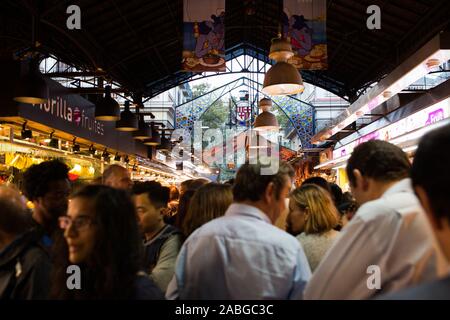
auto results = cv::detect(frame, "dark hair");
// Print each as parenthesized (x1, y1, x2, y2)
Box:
(302, 177, 331, 194)
(132, 181, 170, 209)
(0, 186, 30, 234)
(346, 140, 410, 187)
(224, 178, 235, 186)
(174, 189, 196, 232)
(51, 185, 142, 299)
(22, 160, 69, 201)
(330, 183, 343, 206)
(412, 124, 450, 223)
(233, 162, 295, 202)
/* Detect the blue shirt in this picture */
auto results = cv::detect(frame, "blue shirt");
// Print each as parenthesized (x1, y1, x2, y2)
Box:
(166, 203, 311, 299)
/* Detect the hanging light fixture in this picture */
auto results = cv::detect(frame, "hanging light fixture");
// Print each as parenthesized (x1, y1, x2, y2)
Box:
(262, 37, 304, 96)
(143, 123, 161, 146)
(254, 98, 279, 131)
(157, 130, 172, 151)
(133, 114, 152, 140)
(116, 100, 138, 131)
(72, 137, 80, 153)
(13, 59, 49, 105)
(95, 85, 120, 121)
(21, 121, 32, 140)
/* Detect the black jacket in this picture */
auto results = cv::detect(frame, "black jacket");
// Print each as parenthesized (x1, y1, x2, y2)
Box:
(0, 229, 51, 299)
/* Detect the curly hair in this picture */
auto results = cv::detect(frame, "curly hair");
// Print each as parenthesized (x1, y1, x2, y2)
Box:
(50, 185, 143, 299)
(22, 160, 69, 201)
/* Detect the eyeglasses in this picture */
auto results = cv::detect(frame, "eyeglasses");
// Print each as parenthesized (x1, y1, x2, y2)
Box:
(59, 215, 95, 231)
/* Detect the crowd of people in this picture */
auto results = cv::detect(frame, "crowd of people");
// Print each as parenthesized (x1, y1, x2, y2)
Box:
(1, 123, 450, 300)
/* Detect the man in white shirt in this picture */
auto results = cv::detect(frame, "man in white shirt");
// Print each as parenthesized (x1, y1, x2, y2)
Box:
(381, 125, 450, 299)
(304, 140, 448, 300)
(166, 162, 311, 299)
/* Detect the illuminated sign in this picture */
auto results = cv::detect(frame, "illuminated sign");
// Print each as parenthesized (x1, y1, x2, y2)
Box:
(333, 98, 450, 159)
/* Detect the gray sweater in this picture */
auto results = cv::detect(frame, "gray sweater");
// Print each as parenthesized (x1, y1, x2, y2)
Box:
(297, 230, 340, 272)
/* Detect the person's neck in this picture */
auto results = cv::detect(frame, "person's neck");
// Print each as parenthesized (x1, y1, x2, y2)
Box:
(32, 209, 54, 236)
(369, 179, 401, 202)
(144, 222, 167, 242)
(236, 200, 274, 223)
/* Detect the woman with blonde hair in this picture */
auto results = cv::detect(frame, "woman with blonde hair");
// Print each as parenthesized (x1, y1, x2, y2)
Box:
(182, 183, 233, 239)
(286, 183, 340, 271)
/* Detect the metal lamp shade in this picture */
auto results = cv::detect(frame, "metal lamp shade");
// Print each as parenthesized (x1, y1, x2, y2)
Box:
(95, 85, 120, 121)
(262, 61, 304, 96)
(157, 136, 172, 151)
(116, 101, 138, 131)
(254, 111, 279, 131)
(268, 38, 294, 61)
(133, 118, 152, 140)
(143, 129, 161, 146)
(14, 70, 49, 105)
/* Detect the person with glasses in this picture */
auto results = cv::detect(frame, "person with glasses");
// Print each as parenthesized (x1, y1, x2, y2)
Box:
(50, 185, 163, 299)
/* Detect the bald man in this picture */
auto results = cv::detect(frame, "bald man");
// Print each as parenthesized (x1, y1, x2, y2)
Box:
(103, 164, 132, 190)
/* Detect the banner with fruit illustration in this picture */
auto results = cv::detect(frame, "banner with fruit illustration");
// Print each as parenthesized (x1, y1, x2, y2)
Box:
(283, 0, 327, 70)
(182, 0, 225, 72)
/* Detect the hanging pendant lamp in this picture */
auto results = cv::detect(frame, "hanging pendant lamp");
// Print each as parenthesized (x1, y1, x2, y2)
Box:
(143, 123, 161, 146)
(254, 98, 279, 131)
(13, 59, 49, 105)
(116, 100, 138, 131)
(95, 85, 120, 121)
(262, 37, 304, 96)
(157, 130, 172, 151)
(133, 114, 152, 140)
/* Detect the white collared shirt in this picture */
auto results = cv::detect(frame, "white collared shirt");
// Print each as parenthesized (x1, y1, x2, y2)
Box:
(166, 203, 311, 299)
(304, 178, 449, 300)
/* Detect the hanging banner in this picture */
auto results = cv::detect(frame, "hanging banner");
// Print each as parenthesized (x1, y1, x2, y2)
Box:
(182, 0, 225, 72)
(283, 0, 327, 70)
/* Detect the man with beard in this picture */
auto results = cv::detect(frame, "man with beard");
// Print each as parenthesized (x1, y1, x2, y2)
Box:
(23, 160, 71, 251)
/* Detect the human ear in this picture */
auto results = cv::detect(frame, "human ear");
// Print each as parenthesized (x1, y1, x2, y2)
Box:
(353, 169, 368, 191)
(265, 182, 275, 204)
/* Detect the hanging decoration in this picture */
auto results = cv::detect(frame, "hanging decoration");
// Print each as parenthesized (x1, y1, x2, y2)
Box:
(283, 0, 327, 70)
(182, 0, 225, 72)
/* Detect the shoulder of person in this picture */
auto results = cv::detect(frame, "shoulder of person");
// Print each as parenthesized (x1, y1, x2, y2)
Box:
(377, 275, 450, 300)
(134, 274, 165, 300)
(355, 190, 419, 223)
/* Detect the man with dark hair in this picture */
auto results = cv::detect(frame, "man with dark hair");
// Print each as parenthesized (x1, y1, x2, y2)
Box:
(132, 181, 182, 293)
(23, 160, 71, 246)
(102, 164, 132, 190)
(0, 186, 51, 299)
(302, 176, 331, 194)
(382, 125, 450, 299)
(166, 162, 311, 299)
(304, 140, 447, 299)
